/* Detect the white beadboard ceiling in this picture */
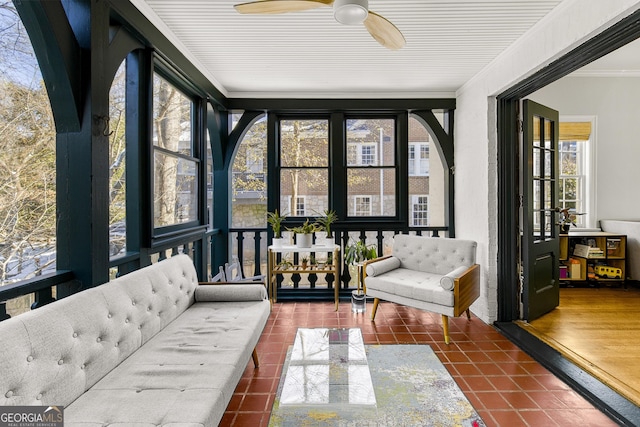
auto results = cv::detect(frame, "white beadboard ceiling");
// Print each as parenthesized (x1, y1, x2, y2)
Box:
(132, 0, 567, 98)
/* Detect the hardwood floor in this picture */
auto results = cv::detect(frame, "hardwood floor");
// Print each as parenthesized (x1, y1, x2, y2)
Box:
(517, 285, 640, 406)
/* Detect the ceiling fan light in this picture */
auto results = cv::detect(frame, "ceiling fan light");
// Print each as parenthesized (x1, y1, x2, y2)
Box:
(334, 0, 369, 25)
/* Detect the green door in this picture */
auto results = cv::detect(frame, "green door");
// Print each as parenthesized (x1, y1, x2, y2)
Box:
(521, 100, 560, 321)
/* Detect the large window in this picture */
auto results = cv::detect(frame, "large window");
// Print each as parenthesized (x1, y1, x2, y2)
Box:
(152, 72, 198, 228)
(231, 115, 267, 228)
(346, 118, 396, 217)
(558, 118, 594, 228)
(280, 119, 329, 216)
(408, 116, 445, 227)
(0, 3, 56, 286)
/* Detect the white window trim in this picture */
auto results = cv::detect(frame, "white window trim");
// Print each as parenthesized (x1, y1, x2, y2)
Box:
(411, 194, 429, 227)
(353, 195, 372, 216)
(560, 115, 597, 230)
(285, 195, 307, 217)
(409, 142, 429, 176)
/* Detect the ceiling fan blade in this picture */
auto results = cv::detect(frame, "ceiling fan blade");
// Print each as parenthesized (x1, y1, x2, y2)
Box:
(234, 0, 333, 14)
(363, 11, 406, 50)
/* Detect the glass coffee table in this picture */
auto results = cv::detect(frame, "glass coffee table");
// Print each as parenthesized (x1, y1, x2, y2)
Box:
(279, 328, 376, 407)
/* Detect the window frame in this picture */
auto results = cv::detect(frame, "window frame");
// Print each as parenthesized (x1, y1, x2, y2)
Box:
(344, 115, 399, 220)
(150, 60, 206, 239)
(558, 115, 596, 229)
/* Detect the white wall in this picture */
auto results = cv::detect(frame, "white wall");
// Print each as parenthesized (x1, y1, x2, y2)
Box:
(529, 76, 640, 222)
(454, 0, 640, 323)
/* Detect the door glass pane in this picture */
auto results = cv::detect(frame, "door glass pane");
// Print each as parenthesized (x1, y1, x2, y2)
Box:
(532, 116, 541, 147)
(532, 147, 541, 178)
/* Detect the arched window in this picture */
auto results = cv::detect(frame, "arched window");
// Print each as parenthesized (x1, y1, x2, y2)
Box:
(408, 115, 446, 227)
(0, 6, 56, 274)
(231, 115, 267, 228)
(0, 3, 56, 311)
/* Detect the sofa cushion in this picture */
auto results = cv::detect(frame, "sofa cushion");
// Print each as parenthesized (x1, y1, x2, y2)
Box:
(365, 256, 401, 277)
(392, 234, 476, 275)
(365, 268, 454, 307)
(195, 283, 267, 301)
(440, 265, 469, 291)
(66, 298, 271, 426)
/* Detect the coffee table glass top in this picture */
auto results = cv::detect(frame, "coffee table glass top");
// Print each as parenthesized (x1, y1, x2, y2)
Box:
(280, 328, 376, 407)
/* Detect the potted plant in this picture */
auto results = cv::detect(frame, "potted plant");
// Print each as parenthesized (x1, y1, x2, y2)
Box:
(344, 239, 377, 313)
(344, 239, 378, 266)
(288, 218, 317, 248)
(267, 209, 287, 247)
(301, 257, 309, 269)
(316, 209, 338, 246)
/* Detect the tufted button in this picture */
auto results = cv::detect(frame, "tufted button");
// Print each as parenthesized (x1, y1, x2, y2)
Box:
(147, 307, 151, 312)
(168, 280, 173, 285)
(27, 355, 33, 362)
(125, 318, 129, 324)
(115, 342, 119, 348)
(81, 364, 85, 370)
(5, 390, 13, 398)
(36, 393, 42, 400)
(138, 325, 142, 330)
(107, 313, 112, 319)
(152, 289, 156, 294)
(132, 301, 136, 306)
(58, 359, 64, 365)
(96, 337, 102, 343)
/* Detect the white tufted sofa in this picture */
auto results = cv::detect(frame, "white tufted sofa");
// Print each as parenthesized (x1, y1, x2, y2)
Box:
(0, 254, 270, 426)
(364, 234, 480, 344)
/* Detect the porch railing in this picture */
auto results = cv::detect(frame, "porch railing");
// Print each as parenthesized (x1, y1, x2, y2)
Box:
(1, 225, 449, 320)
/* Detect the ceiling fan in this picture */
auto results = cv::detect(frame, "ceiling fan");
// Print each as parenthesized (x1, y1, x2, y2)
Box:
(233, 0, 406, 50)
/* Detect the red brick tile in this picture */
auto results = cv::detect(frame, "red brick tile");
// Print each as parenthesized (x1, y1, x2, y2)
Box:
(224, 301, 612, 426)
(489, 410, 527, 426)
(519, 409, 559, 426)
(475, 391, 512, 409)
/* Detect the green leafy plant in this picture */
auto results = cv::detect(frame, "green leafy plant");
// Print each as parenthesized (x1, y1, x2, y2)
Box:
(287, 218, 318, 235)
(344, 239, 377, 265)
(267, 209, 287, 238)
(316, 209, 338, 238)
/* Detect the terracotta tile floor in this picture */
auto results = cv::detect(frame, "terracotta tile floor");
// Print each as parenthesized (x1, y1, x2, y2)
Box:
(221, 301, 617, 427)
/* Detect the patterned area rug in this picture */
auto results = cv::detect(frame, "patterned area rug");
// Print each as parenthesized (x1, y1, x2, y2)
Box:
(269, 344, 485, 426)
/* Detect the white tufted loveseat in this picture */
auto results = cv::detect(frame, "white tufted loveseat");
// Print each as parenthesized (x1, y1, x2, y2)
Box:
(364, 234, 480, 344)
(0, 254, 270, 426)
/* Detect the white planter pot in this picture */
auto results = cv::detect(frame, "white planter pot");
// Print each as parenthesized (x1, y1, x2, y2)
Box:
(296, 233, 313, 248)
(315, 236, 333, 247)
(272, 237, 285, 248)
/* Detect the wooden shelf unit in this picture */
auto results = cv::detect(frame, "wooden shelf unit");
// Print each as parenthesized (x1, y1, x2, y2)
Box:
(267, 244, 341, 310)
(559, 231, 627, 284)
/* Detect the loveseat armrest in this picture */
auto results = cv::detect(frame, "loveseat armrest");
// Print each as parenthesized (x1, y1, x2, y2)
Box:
(453, 264, 480, 317)
(364, 255, 400, 278)
(195, 283, 267, 302)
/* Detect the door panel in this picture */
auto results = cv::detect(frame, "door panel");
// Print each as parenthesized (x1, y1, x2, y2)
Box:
(522, 100, 560, 321)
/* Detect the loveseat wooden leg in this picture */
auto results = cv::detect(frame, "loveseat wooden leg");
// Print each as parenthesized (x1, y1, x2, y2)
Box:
(441, 314, 450, 344)
(252, 348, 260, 368)
(371, 298, 380, 320)
(466, 308, 471, 320)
